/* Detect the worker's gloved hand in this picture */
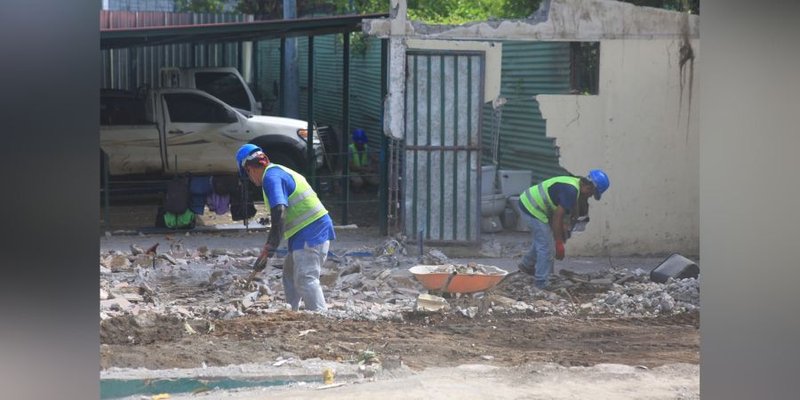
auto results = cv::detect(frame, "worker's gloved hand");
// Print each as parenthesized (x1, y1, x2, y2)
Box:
(555, 240, 565, 260)
(253, 243, 273, 271)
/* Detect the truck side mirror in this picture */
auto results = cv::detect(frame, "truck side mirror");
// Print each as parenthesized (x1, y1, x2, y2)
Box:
(225, 109, 238, 124)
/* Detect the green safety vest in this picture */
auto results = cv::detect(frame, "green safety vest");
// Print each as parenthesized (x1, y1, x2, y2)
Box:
(262, 164, 328, 240)
(349, 144, 368, 168)
(519, 176, 580, 224)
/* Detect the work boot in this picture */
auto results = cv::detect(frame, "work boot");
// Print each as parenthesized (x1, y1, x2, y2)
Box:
(517, 263, 535, 276)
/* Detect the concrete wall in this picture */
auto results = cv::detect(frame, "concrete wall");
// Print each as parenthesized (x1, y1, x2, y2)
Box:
(538, 38, 699, 256)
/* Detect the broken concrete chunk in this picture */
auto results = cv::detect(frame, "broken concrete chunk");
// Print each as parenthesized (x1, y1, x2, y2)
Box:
(130, 244, 144, 256)
(131, 254, 154, 268)
(158, 254, 177, 265)
(210, 248, 230, 256)
(421, 249, 449, 265)
(415, 294, 449, 312)
(459, 306, 479, 319)
(107, 255, 131, 271)
(100, 288, 110, 300)
(100, 298, 132, 312)
(487, 294, 517, 308)
(121, 293, 145, 303)
(241, 291, 259, 309)
(376, 269, 392, 281)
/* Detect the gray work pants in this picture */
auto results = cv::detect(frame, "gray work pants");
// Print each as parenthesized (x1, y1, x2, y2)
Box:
(283, 241, 329, 311)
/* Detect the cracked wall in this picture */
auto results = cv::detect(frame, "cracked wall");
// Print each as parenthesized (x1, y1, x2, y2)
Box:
(538, 37, 700, 256)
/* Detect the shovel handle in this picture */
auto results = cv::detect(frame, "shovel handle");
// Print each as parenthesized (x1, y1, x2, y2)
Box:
(440, 271, 457, 292)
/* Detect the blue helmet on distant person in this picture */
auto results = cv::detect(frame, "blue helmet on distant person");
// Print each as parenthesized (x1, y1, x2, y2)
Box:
(352, 128, 368, 144)
(236, 143, 262, 177)
(586, 169, 610, 200)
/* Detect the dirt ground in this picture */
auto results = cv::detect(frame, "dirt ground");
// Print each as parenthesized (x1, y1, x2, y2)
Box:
(101, 309, 697, 371)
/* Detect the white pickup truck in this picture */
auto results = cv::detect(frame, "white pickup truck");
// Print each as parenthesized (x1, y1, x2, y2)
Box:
(100, 87, 323, 177)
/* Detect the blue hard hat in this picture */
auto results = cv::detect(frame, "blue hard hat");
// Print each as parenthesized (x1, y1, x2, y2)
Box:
(352, 128, 368, 144)
(236, 143, 262, 177)
(587, 169, 610, 200)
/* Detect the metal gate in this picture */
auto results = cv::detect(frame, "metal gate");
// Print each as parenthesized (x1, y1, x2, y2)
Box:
(404, 51, 484, 243)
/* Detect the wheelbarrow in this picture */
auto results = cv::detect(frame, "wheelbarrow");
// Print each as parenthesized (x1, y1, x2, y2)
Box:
(409, 264, 509, 294)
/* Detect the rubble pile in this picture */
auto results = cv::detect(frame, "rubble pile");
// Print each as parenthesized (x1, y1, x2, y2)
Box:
(587, 278, 700, 316)
(99, 243, 699, 324)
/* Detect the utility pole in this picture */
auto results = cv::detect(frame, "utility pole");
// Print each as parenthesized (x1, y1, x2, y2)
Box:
(282, 0, 299, 118)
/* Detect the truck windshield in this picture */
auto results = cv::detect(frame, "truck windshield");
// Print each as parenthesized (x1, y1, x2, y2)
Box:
(194, 72, 250, 111)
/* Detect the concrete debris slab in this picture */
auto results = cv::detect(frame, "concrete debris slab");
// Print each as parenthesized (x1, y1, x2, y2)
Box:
(241, 292, 259, 309)
(416, 294, 449, 312)
(479, 241, 503, 257)
(106, 254, 131, 271)
(130, 244, 144, 255)
(421, 249, 449, 265)
(158, 254, 178, 265)
(100, 288, 110, 300)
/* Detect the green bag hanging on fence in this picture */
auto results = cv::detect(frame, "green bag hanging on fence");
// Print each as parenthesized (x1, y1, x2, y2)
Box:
(164, 209, 195, 229)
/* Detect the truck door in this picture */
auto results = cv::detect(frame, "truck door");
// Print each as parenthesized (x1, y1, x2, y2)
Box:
(160, 92, 242, 174)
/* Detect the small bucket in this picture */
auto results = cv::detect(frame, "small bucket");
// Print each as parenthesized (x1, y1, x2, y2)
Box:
(650, 253, 699, 283)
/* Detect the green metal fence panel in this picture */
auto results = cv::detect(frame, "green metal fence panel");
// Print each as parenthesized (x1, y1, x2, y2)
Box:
(404, 52, 482, 243)
(480, 41, 572, 183)
(256, 35, 384, 146)
(254, 38, 283, 114)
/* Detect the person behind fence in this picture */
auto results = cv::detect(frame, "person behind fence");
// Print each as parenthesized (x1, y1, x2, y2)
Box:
(348, 129, 379, 191)
(516, 169, 610, 290)
(236, 144, 335, 312)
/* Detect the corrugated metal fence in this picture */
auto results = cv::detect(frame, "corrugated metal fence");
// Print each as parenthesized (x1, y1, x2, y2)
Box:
(480, 41, 572, 183)
(100, 10, 252, 90)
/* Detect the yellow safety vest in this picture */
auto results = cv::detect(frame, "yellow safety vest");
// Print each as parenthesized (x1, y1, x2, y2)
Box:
(349, 144, 368, 168)
(262, 164, 328, 240)
(519, 176, 580, 224)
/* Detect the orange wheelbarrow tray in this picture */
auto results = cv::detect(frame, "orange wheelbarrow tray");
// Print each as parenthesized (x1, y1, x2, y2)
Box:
(409, 264, 509, 294)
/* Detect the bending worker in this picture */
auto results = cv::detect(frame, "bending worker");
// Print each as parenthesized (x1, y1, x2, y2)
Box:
(236, 144, 335, 312)
(348, 129, 379, 192)
(516, 169, 610, 289)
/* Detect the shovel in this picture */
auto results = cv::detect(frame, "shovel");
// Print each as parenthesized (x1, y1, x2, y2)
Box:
(246, 255, 272, 285)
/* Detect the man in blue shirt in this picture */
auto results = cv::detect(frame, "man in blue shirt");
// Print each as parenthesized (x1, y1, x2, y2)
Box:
(236, 144, 335, 312)
(517, 170, 610, 289)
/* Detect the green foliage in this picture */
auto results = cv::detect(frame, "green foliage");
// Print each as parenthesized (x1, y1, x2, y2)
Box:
(175, 0, 226, 13)
(619, 0, 699, 14)
(407, 0, 541, 24)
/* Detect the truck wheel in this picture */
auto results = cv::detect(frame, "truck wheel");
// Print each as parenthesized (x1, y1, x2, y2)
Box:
(263, 150, 304, 172)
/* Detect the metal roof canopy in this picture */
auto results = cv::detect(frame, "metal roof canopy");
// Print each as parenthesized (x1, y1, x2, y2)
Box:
(101, 13, 389, 49)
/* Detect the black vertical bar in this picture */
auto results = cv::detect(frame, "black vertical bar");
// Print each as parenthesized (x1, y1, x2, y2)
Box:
(412, 55, 418, 237)
(307, 36, 315, 184)
(439, 56, 445, 241)
(425, 55, 432, 240)
(452, 55, 459, 240)
(237, 41, 243, 72)
(379, 38, 389, 236)
(341, 33, 351, 225)
(251, 41, 259, 103)
(280, 37, 286, 116)
(466, 56, 472, 240)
